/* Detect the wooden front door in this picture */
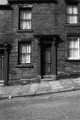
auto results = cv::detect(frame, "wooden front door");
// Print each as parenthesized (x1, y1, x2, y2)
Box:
(41, 44, 52, 77)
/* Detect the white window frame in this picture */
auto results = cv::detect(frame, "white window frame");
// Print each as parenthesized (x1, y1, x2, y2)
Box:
(68, 37, 80, 60)
(19, 42, 31, 64)
(19, 8, 32, 30)
(67, 6, 78, 24)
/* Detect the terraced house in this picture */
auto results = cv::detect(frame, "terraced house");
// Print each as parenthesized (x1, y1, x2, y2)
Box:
(0, 0, 80, 85)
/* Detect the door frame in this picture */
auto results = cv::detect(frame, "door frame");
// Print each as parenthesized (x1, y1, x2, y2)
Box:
(0, 44, 9, 85)
(40, 43, 52, 78)
(35, 34, 61, 80)
(39, 35, 57, 79)
(40, 36, 55, 78)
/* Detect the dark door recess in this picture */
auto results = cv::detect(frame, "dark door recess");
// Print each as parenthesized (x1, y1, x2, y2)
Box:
(41, 44, 52, 77)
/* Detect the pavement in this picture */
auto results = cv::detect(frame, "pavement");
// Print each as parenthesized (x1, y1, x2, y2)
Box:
(0, 77, 80, 99)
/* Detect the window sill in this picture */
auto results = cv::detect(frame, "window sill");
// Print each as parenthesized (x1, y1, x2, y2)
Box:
(17, 29, 33, 33)
(16, 64, 33, 68)
(66, 59, 80, 62)
(65, 23, 80, 27)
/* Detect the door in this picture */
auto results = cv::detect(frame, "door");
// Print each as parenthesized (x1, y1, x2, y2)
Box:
(41, 44, 52, 77)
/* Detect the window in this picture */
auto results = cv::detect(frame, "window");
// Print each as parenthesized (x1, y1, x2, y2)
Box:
(19, 42, 31, 64)
(68, 37, 80, 60)
(67, 6, 78, 24)
(19, 8, 32, 30)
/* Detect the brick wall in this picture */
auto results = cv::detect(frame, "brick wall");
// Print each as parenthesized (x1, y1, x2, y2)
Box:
(56, 0, 80, 78)
(8, 3, 57, 83)
(1, 0, 80, 84)
(0, 8, 12, 43)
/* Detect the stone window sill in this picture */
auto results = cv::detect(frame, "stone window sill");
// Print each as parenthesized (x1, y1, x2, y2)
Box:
(65, 23, 80, 27)
(16, 64, 33, 68)
(66, 59, 80, 62)
(17, 29, 33, 33)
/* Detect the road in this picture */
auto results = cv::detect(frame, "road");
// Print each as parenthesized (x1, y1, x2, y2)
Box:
(0, 90, 80, 120)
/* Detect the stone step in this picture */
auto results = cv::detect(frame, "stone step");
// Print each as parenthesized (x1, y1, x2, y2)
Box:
(0, 80, 4, 86)
(43, 75, 55, 78)
(41, 78, 54, 81)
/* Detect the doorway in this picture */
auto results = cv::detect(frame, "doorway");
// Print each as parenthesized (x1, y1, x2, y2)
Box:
(41, 44, 52, 78)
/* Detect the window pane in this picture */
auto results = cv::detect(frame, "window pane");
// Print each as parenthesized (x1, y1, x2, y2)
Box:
(22, 46, 27, 53)
(19, 9, 32, 30)
(27, 45, 31, 53)
(70, 40, 79, 48)
(72, 16, 78, 23)
(20, 21, 31, 30)
(20, 43, 31, 64)
(20, 21, 27, 30)
(69, 37, 80, 59)
(69, 49, 73, 59)
(26, 21, 31, 29)
(21, 44, 31, 53)
(21, 12, 31, 20)
(21, 53, 31, 63)
(68, 16, 78, 24)
(69, 41, 74, 48)
(67, 7, 73, 14)
(73, 7, 78, 14)
(73, 49, 79, 58)
(25, 12, 31, 20)
(21, 55, 26, 63)
(26, 55, 31, 63)
(69, 49, 79, 59)
(20, 12, 26, 19)
(67, 6, 78, 14)
(75, 39, 79, 49)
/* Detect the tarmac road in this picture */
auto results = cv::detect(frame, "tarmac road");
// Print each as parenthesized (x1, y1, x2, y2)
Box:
(0, 90, 80, 120)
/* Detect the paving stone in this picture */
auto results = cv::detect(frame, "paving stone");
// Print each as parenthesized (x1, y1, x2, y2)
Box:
(29, 83, 39, 94)
(49, 81, 63, 90)
(72, 78, 80, 85)
(60, 79, 75, 89)
(37, 81, 51, 93)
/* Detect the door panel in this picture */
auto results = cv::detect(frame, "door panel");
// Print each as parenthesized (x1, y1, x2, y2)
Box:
(41, 45, 52, 76)
(45, 46, 51, 74)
